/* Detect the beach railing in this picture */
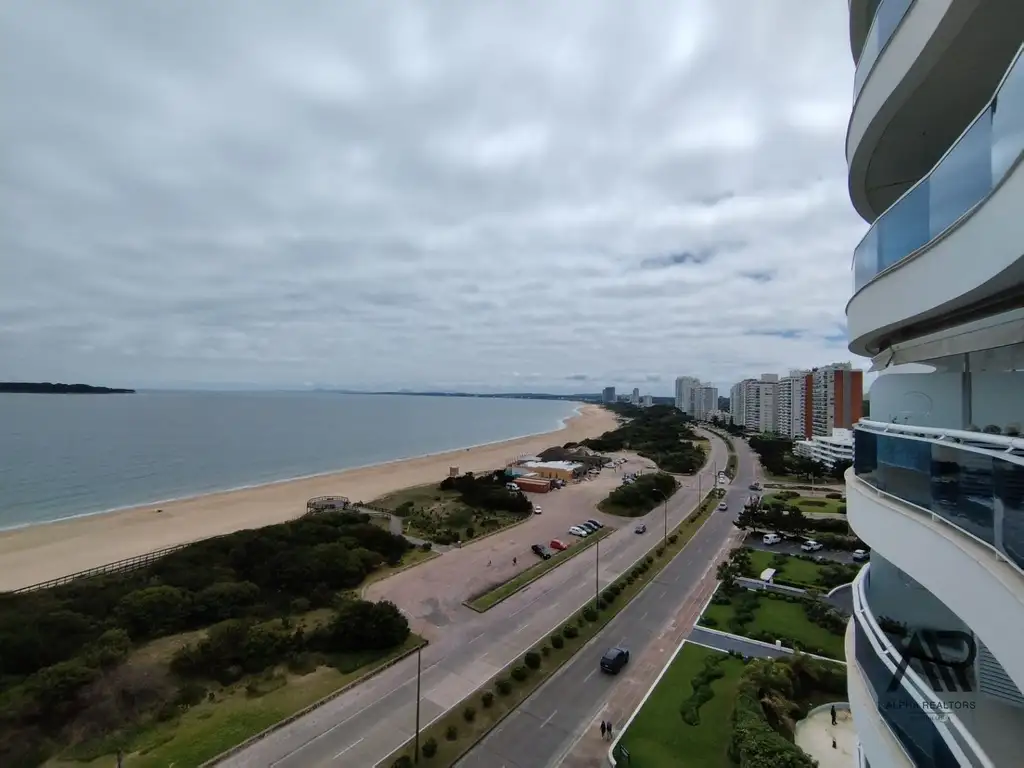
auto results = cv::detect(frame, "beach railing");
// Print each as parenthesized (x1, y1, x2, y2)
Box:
(12, 542, 191, 594)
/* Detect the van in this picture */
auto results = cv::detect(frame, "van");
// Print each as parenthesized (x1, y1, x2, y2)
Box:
(505, 482, 520, 491)
(600, 647, 630, 674)
(762, 533, 781, 545)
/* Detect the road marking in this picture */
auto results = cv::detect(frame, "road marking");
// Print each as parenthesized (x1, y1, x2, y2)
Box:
(640, 611, 648, 622)
(333, 737, 363, 759)
(583, 668, 597, 684)
(541, 709, 558, 728)
(468, 631, 485, 644)
(515, 622, 529, 634)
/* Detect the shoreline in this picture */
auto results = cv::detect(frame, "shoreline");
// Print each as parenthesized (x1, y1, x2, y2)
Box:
(0, 404, 585, 535)
(0, 403, 617, 591)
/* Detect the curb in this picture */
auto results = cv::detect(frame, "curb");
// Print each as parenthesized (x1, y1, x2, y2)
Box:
(359, 550, 442, 598)
(200, 639, 428, 767)
(463, 528, 613, 613)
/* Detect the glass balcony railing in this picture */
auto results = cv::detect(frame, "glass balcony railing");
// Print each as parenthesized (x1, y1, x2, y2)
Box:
(852, 567, 992, 767)
(853, 0, 914, 99)
(853, 421, 1024, 572)
(852, 45, 1024, 292)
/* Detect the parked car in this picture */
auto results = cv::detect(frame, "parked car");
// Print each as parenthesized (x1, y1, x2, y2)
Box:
(585, 518, 604, 529)
(549, 539, 569, 551)
(762, 533, 781, 545)
(531, 544, 552, 560)
(580, 521, 599, 533)
(748, 483, 761, 491)
(600, 647, 630, 674)
(852, 549, 870, 562)
(717, 502, 728, 511)
(801, 539, 823, 552)
(533, 505, 542, 515)
(505, 482, 520, 491)
(634, 523, 647, 534)
(569, 526, 589, 537)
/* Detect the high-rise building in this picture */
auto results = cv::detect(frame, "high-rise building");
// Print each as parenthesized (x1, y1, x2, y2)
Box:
(630, 388, 640, 405)
(693, 385, 718, 421)
(777, 369, 812, 439)
(810, 363, 863, 437)
(601, 386, 616, 404)
(843, 6, 1023, 767)
(674, 376, 700, 414)
(640, 395, 653, 408)
(729, 375, 777, 433)
(729, 379, 751, 427)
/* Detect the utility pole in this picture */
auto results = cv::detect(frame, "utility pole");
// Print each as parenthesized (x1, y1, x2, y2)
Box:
(663, 496, 668, 547)
(595, 538, 601, 608)
(414, 644, 422, 763)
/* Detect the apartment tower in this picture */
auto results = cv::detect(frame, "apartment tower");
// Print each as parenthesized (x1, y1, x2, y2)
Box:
(842, 2, 1024, 766)
(811, 363, 864, 437)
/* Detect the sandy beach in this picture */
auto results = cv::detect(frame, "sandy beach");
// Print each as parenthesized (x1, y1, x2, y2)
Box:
(0, 404, 617, 592)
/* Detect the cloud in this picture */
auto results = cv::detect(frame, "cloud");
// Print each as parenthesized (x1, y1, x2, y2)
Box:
(0, 0, 866, 394)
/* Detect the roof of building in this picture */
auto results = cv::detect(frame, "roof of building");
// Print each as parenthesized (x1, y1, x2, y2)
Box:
(521, 460, 584, 471)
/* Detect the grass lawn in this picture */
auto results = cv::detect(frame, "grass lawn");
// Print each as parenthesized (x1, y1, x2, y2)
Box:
(371, 481, 524, 544)
(466, 528, 612, 612)
(49, 635, 425, 768)
(744, 549, 827, 588)
(381, 493, 721, 767)
(619, 644, 745, 767)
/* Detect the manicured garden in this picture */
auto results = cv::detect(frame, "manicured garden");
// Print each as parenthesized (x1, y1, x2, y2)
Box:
(763, 490, 846, 516)
(465, 527, 613, 612)
(617, 644, 744, 767)
(742, 549, 857, 591)
(381, 492, 723, 767)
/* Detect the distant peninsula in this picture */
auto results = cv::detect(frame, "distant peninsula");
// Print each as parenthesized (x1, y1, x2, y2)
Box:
(0, 382, 136, 395)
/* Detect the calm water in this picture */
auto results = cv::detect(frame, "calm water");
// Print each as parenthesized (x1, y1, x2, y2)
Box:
(0, 392, 580, 529)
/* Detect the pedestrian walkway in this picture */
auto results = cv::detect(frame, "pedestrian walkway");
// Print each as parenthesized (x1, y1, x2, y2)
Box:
(557, 529, 745, 768)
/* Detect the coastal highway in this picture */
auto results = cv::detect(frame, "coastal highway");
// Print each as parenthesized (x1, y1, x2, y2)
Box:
(218, 433, 730, 768)
(455, 434, 758, 768)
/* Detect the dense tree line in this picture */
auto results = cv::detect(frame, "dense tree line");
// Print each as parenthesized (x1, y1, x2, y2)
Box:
(734, 497, 866, 551)
(0, 511, 412, 767)
(599, 472, 680, 517)
(585, 405, 705, 473)
(439, 471, 532, 514)
(747, 435, 850, 481)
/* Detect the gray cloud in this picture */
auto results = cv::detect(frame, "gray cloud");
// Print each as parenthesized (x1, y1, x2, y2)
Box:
(0, 0, 865, 393)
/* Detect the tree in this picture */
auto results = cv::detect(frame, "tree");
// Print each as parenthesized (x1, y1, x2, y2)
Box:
(830, 459, 852, 481)
(115, 586, 191, 639)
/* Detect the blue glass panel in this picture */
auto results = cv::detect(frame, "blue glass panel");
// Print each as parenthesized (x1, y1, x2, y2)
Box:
(928, 115, 993, 237)
(854, 0, 914, 99)
(991, 53, 1024, 180)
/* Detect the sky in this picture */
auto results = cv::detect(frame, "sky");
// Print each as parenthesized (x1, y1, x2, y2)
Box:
(0, 0, 868, 394)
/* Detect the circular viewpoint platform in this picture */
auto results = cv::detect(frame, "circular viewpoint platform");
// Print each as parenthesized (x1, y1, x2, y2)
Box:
(794, 703, 855, 768)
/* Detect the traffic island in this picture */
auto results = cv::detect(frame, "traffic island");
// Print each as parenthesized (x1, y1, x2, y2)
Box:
(381, 493, 721, 768)
(464, 527, 613, 612)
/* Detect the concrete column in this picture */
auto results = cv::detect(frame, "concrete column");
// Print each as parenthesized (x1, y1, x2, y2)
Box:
(960, 353, 973, 430)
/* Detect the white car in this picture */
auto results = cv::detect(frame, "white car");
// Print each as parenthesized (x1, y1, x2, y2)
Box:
(533, 505, 542, 515)
(569, 525, 589, 537)
(801, 540, 823, 552)
(762, 533, 781, 545)
(717, 502, 728, 511)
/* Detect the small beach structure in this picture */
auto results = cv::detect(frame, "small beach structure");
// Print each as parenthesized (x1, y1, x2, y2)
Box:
(759, 567, 777, 586)
(306, 496, 350, 513)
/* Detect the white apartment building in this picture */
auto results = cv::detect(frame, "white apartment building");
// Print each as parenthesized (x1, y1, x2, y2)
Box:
(729, 379, 750, 427)
(777, 369, 811, 440)
(729, 375, 777, 433)
(793, 428, 853, 469)
(673, 376, 700, 414)
(630, 387, 640, 405)
(640, 395, 653, 408)
(811, 362, 864, 438)
(693, 385, 718, 421)
(843, 4, 1023, 767)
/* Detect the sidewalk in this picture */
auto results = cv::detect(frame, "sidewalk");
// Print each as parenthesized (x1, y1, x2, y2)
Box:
(558, 529, 745, 767)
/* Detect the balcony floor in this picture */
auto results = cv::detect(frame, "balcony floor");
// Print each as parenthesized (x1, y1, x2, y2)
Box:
(795, 706, 856, 768)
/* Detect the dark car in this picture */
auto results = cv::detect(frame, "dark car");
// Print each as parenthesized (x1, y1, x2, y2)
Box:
(531, 544, 552, 560)
(600, 647, 630, 674)
(585, 518, 604, 529)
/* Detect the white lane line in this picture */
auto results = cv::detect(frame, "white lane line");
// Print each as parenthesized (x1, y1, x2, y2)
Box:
(333, 737, 363, 759)
(515, 622, 530, 634)
(583, 668, 597, 684)
(541, 709, 559, 728)
(468, 631, 485, 644)
(640, 611, 648, 622)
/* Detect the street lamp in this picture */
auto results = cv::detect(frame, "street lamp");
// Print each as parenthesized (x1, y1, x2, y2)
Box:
(414, 644, 422, 764)
(595, 537, 601, 608)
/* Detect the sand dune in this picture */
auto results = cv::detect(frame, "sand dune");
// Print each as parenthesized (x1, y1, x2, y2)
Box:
(0, 403, 617, 592)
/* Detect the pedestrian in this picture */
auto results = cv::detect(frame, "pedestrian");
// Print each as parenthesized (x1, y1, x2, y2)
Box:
(607, 722, 613, 740)
(830, 704, 837, 726)
(600, 720, 607, 739)
(487, 559, 492, 567)
(513, 556, 517, 566)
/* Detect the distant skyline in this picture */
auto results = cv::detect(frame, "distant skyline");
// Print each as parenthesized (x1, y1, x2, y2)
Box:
(1, 2, 864, 389)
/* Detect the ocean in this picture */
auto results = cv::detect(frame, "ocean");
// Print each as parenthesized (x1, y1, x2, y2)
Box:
(0, 392, 580, 530)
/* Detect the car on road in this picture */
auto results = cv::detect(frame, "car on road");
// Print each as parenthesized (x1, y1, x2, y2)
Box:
(762, 533, 781, 545)
(801, 539, 823, 552)
(533, 505, 542, 515)
(748, 482, 762, 491)
(852, 549, 870, 562)
(531, 544, 552, 560)
(634, 523, 647, 534)
(549, 539, 569, 551)
(600, 647, 630, 674)
(717, 501, 728, 511)
(569, 525, 589, 537)
(585, 518, 604, 529)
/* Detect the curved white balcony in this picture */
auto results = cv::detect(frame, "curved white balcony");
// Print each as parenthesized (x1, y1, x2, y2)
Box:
(847, 45, 1024, 357)
(849, 421, 1024, 693)
(851, 566, 996, 767)
(850, 0, 885, 64)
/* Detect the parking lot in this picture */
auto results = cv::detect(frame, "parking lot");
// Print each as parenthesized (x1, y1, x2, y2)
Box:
(363, 452, 661, 637)
(742, 533, 860, 564)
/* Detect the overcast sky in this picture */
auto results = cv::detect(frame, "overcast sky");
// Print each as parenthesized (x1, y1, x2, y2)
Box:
(0, 1, 867, 393)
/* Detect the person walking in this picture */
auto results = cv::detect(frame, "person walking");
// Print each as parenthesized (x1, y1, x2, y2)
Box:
(830, 704, 837, 726)
(600, 720, 607, 739)
(607, 721, 614, 740)
(513, 556, 517, 566)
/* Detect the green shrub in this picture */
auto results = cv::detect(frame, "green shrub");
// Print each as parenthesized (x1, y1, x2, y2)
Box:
(419, 541, 433, 551)
(701, 616, 718, 627)
(668, 534, 678, 544)
(646, 555, 654, 565)
(562, 624, 579, 640)
(511, 665, 528, 682)
(445, 724, 458, 741)
(631, 566, 641, 578)
(392, 756, 413, 768)
(551, 634, 564, 649)
(825, 492, 843, 500)
(463, 705, 476, 722)
(656, 547, 665, 557)
(626, 575, 635, 585)
(541, 644, 551, 657)
(596, 598, 607, 610)
(583, 607, 598, 622)
(838, 504, 847, 514)
(422, 736, 438, 757)
(481, 690, 494, 708)
(524, 650, 542, 669)
(496, 678, 512, 695)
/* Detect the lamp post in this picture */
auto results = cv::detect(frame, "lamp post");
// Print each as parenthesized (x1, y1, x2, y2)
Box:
(653, 489, 669, 547)
(595, 537, 601, 608)
(414, 644, 422, 763)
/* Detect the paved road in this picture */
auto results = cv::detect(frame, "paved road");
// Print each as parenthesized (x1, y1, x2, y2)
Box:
(687, 627, 795, 659)
(219, 435, 730, 767)
(454, 434, 759, 768)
